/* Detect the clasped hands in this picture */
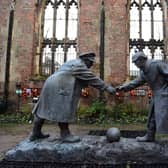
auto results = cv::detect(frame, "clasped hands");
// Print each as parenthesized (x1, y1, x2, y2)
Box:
(106, 85, 126, 95)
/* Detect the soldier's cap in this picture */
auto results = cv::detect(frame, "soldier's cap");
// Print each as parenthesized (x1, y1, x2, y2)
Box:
(132, 51, 147, 63)
(79, 52, 96, 62)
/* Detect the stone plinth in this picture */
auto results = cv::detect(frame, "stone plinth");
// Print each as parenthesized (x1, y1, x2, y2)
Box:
(4, 135, 168, 164)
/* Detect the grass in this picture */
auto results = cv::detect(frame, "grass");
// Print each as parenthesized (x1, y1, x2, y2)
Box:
(0, 122, 146, 134)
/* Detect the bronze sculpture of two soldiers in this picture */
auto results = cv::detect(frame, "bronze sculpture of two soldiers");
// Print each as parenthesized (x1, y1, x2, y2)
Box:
(29, 51, 168, 143)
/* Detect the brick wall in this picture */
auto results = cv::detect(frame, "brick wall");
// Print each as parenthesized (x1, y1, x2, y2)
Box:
(0, 0, 128, 105)
(10, 0, 36, 89)
(0, 0, 36, 103)
(78, 0, 128, 86)
(1, 0, 129, 91)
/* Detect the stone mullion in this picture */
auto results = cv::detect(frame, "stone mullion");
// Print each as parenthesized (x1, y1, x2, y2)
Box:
(151, 0, 155, 58)
(63, 0, 69, 62)
(51, 0, 57, 74)
(139, 0, 142, 41)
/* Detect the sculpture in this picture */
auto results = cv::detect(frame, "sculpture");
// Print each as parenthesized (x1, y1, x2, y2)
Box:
(106, 127, 120, 142)
(29, 52, 116, 142)
(117, 51, 168, 142)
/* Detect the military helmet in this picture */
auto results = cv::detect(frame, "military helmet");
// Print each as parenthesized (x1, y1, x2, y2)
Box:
(132, 51, 147, 63)
(79, 52, 96, 62)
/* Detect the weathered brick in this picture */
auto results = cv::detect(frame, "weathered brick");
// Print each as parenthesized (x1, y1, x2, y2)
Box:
(0, 0, 167, 106)
(79, 0, 128, 85)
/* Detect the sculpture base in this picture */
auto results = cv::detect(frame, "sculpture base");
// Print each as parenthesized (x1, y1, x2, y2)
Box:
(3, 135, 168, 165)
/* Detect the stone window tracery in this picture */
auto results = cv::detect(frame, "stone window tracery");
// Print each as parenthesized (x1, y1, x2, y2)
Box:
(41, 0, 78, 75)
(129, 0, 164, 77)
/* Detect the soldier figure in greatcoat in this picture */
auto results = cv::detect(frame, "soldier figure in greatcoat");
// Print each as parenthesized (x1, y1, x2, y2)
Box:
(30, 52, 116, 142)
(117, 51, 168, 142)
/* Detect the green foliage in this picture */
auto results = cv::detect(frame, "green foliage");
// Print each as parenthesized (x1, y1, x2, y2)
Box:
(30, 74, 47, 81)
(0, 112, 31, 124)
(20, 103, 32, 113)
(78, 100, 108, 124)
(78, 100, 148, 124)
(0, 103, 32, 123)
(0, 101, 148, 125)
(112, 103, 148, 123)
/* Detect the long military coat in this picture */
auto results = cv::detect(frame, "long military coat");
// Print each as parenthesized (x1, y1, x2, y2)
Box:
(32, 59, 108, 123)
(122, 60, 168, 133)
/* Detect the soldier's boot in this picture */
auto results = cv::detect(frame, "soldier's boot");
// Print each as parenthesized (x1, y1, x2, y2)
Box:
(29, 115, 50, 141)
(136, 131, 155, 142)
(136, 116, 156, 142)
(58, 122, 80, 143)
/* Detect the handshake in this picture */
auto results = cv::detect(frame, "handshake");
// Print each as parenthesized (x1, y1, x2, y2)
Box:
(105, 85, 126, 95)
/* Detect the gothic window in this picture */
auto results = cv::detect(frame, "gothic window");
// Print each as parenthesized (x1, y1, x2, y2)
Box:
(41, 0, 78, 75)
(129, 0, 164, 77)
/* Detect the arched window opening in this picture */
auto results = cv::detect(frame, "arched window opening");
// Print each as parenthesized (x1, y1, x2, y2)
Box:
(41, 0, 78, 76)
(129, 0, 164, 78)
